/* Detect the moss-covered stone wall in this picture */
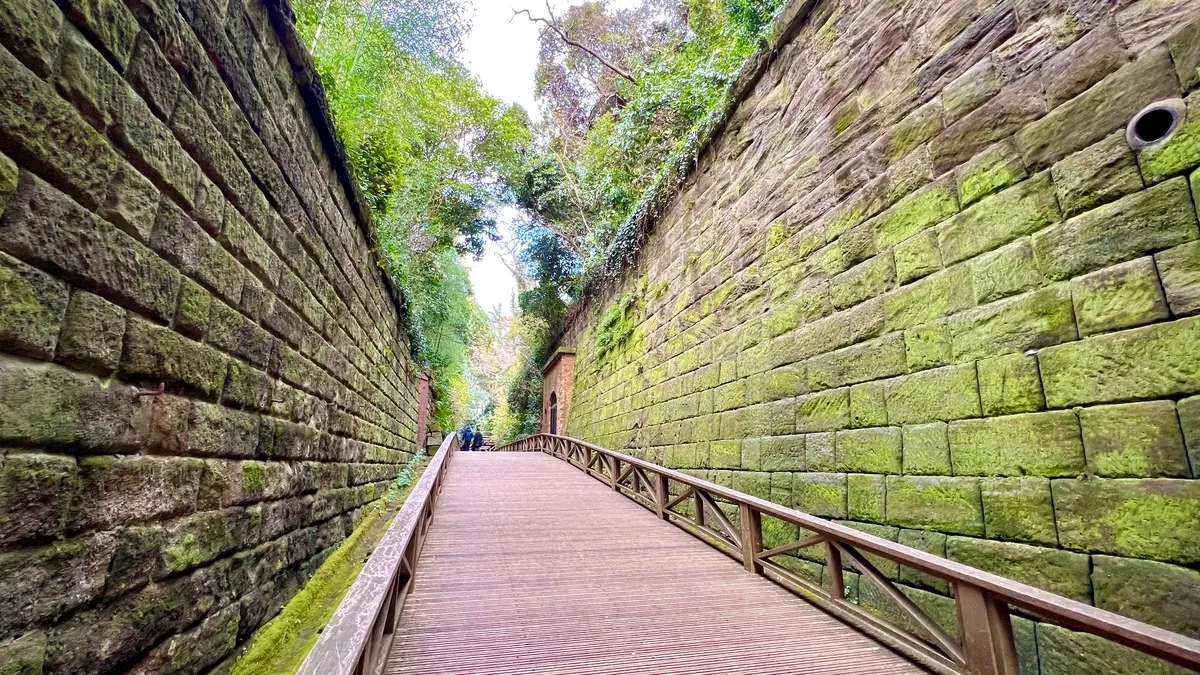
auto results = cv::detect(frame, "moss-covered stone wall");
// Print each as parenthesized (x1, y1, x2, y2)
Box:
(560, 0, 1200, 671)
(0, 0, 422, 672)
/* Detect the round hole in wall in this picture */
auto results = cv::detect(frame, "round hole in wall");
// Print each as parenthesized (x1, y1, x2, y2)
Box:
(1126, 99, 1185, 149)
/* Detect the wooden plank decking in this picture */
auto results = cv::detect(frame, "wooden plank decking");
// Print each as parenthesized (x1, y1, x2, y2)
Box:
(384, 452, 927, 674)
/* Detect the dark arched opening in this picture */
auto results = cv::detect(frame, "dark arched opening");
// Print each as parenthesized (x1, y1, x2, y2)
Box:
(549, 392, 558, 435)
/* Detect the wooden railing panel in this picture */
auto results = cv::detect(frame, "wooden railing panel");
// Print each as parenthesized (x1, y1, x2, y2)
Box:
(495, 433, 1200, 674)
(297, 433, 458, 675)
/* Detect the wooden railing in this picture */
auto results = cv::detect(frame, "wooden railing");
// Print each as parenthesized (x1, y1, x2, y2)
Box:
(498, 433, 1200, 675)
(297, 432, 458, 675)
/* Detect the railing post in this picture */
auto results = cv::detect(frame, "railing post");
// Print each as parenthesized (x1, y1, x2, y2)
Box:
(956, 583, 1020, 675)
(608, 455, 619, 490)
(693, 489, 705, 526)
(825, 539, 845, 600)
(739, 504, 763, 574)
(654, 472, 669, 519)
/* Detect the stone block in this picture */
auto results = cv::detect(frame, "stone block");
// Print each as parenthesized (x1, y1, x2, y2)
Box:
(1039, 315, 1200, 407)
(0, 534, 114, 634)
(1016, 46, 1180, 169)
(709, 439, 741, 469)
(74, 455, 203, 531)
(1071, 257, 1169, 336)
(893, 229, 942, 283)
(950, 284, 1078, 362)
(836, 427, 902, 474)
(794, 472, 847, 518)
(1092, 555, 1200, 638)
(122, 317, 228, 397)
(885, 475, 983, 535)
(55, 289, 124, 374)
(150, 199, 244, 306)
(0, 452, 78, 545)
(980, 477, 1058, 545)
(1182, 395, 1200, 471)
(937, 172, 1060, 266)
(1032, 177, 1198, 282)
(126, 604, 239, 675)
(1168, 15, 1200, 90)
(884, 363, 981, 425)
(126, 32, 181, 120)
(1156, 240, 1200, 315)
(956, 141, 1028, 208)
(869, 176, 960, 250)
(942, 58, 1004, 123)
(901, 422, 951, 475)
(1140, 91, 1200, 184)
(0, 47, 117, 209)
(0, 631, 46, 675)
(858, 577, 959, 640)
(970, 238, 1044, 305)
(1037, 623, 1193, 675)
(848, 381, 887, 428)
(760, 435, 805, 471)
(883, 265, 974, 331)
(880, 100, 943, 162)
(1041, 21, 1129, 109)
(1050, 131, 1144, 217)
(946, 537, 1091, 602)
(731, 471, 771, 500)
(1052, 478, 1200, 563)
(904, 320, 951, 371)
(897, 528, 950, 593)
(0, 174, 180, 321)
(932, 75, 1045, 173)
(950, 411, 1085, 477)
(847, 473, 886, 521)
(1080, 401, 1190, 477)
(807, 333, 906, 390)
(61, 0, 139, 69)
(977, 354, 1045, 416)
(174, 277, 210, 340)
(0, 0, 62, 76)
(220, 203, 279, 288)
(763, 364, 806, 401)
(188, 401, 260, 459)
(0, 250, 68, 359)
(795, 388, 849, 432)
(207, 299, 272, 368)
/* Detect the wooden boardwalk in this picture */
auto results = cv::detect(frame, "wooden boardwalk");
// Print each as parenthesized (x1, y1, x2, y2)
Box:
(384, 452, 927, 674)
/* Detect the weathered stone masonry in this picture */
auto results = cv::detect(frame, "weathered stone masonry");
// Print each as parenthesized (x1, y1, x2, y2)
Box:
(559, 0, 1200, 671)
(0, 0, 423, 671)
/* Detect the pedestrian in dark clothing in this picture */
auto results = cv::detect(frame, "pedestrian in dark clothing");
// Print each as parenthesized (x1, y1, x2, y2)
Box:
(460, 426, 472, 450)
(471, 429, 484, 451)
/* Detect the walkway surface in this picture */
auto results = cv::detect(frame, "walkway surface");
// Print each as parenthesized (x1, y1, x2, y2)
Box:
(384, 452, 926, 674)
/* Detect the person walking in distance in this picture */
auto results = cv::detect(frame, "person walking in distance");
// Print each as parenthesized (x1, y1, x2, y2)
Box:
(460, 425, 472, 451)
(471, 427, 484, 451)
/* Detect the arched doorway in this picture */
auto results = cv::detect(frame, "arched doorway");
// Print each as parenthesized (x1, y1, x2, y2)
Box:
(549, 392, 558, 435)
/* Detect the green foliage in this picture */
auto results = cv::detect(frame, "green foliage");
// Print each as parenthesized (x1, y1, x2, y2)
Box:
(293, 0, 531, 429)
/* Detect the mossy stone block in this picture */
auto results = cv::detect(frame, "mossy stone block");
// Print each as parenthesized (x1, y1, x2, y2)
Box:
(884, 363, 981, 425)
(902, 422, 951, 475)
(978, 354, 1045, 416)
(897, 528, 950, 593)
(1050, 131, 1143, 217)
(836, 519, 900, 579)
(665, 442, 708, 470)
(1039, 315, 1200, 407)
(75, 456, 203, 531)
(947, 536, 1091, 602)
(795, 387, 849, 432)
(883, 99, 943, 161)
(805, 433, 836, 472)
(1169, 15, 1200, 90)
(1052, 477, 1200, 564)
(795, 472, 847, 518)
(1181, 395, 1200, 471)
(1036, 623, 1193, 675)
(0, 534, 114, 635)
(847, 473, 886, 522)
(173, 277, 210, 341)
(0, 0, 62, 76)
(893, 229, 943, 284)
(980, 477, 1057, 545)
(859, 578, 958, 639)
(904, 321, 951, 371)
(944, 56, 1003, 119)
(1031, 177, 1199, 282)
(883, 264, 974, 332)
(836, 427, 902, 473)
(1041, 22, 1127, 109)
(1093, 555, 1200, 639)
(1080, 401, 1190, 478)
(1139, 91, 1200, 184)
(0, 250, 68, 360)
(1155, 240, 1200, 316)
(807, 333, 906, 390)
(763, 364, 806, 401)
(871, 176, 960, 250)
(731, 471, 771, 500)
(970, 238, 1044, 305)
(160, 509, 241, 576)
(0, 452, 78, 545)
(948, 284, 1078, 362)
(949, 411, 1085, 477)
(0, 631, 46, 675)
(56, 290, 124, 374)
(760, 435, 805, 472)
(849, 381, 887, 428)
(885, 475, 983, 535)
(939, 172, 1058, 267)
(709, 440, 741, 469)
(1070, 257, 1169, 336)
(829, 252, 895, 310)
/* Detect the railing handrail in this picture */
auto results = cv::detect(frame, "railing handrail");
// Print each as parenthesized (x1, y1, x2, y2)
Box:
(497, 432, 1200, 674)
(297, 432, 458, 675)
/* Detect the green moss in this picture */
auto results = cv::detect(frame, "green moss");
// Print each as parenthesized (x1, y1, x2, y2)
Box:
(242, 462, 267, 493)
(833, 103, 860, 137)
(766, 221, 786, 249)
(230, 458, 431, 675)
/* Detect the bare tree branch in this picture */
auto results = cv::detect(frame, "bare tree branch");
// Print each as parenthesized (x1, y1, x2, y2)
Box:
(512, 6, 637, 84)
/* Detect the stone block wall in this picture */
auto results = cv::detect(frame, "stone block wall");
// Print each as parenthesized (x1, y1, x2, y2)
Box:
(0, 0, 422, 671)
(560, 0, 1200, 671)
